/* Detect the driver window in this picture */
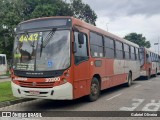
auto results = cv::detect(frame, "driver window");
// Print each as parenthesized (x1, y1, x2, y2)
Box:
(74, 32, 88, 64)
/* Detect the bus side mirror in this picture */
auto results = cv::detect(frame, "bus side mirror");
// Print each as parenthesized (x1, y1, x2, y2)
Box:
(78, 33, 84, 44)
(74, 42, 77, 53)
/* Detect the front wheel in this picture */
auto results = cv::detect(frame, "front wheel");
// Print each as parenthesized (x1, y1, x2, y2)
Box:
(86, 77, 100, 102)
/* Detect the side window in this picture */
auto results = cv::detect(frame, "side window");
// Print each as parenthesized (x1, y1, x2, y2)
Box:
(0, 56, 2, 64)
(147, 52, 151, 62)
(135, 48, 139, 60)
(153, 53, 155, 62)
(104, 37, 115, 58)
(131, 46, 136, 60)
(90, 32, 104, 57)
(151, 53, 153, 62)
(156, 54, 159, 62)
(115, 41, 123, 59)
(74, 32, 88, 64)
(124, 44, 130, 60)
(2, 56, 6, 64)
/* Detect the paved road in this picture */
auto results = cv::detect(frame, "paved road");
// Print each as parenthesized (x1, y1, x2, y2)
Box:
(0, 76, 160, 120)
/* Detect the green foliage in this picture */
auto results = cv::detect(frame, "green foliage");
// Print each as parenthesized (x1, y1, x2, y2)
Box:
(71, 0, 97, 25)
(0, 81, 17, 102)
(0, 0, 97, 59)
(124, 33, 151, 48)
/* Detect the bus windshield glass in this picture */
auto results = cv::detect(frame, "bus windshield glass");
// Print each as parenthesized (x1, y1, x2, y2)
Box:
(13, 30, 70, 71)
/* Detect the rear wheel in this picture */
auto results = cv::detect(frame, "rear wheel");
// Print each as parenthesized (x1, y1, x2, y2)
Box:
(126, 72, 132, 87)
(87, 77, 100, 102)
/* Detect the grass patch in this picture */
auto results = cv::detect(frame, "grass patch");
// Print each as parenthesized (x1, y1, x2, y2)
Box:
(0, 71, 10, 77)
(5, 71, 11, 76)
(0, 81, 17, 102)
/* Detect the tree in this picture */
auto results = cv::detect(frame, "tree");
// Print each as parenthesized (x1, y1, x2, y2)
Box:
(70, 0, 97, 25)
(0, 0, 97, 59)
(124, 33, 151, 48)
(0, 0, 25, 57)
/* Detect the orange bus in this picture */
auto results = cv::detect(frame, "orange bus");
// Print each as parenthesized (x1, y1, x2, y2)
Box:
(140, 47, 159, 79)
(11, 16, 140, 101)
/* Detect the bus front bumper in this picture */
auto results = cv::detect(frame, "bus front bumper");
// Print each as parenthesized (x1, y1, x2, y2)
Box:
(11, 81, 73, 100)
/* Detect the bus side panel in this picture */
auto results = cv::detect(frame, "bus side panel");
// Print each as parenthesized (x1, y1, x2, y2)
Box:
(101, 59, 114, 90)
(126, 60, 140, 80)
(151, 62, 158, 75)
(90, 58, 106, 90)
(110, 59, 126, 87)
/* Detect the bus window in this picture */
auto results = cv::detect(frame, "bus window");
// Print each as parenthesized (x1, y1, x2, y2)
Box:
(74, 32, 88, 64)
(146, 52, 151, 63)
(139, 48, 145, 66)
(131, 46, 136, 60)
(0, 56, 2, 64)
(90, 32, 104, 57)
(115, 41, 123, 59)
(3, 56, 6, 64)
(124, 44, 130, 60)
(104, 37, 115, 58)
(135, 48, 139, 60)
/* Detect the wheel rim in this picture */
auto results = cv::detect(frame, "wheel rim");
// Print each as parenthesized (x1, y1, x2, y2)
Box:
(91, 83, 98, 96)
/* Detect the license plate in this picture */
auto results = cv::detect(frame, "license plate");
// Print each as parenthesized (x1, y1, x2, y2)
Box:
(29, 91, 40, 95)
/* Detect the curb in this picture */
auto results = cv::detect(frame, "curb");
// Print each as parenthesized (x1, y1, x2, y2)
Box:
(0, 98, 35, 108)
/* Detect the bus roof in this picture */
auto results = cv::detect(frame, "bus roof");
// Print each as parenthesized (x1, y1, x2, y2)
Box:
(72, 17, 139, 48)
(19, 16, 139, 48)
(143, 47, 159, 55)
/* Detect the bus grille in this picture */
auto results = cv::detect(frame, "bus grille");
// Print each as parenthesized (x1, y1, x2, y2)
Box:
(18, 81, 54, 88)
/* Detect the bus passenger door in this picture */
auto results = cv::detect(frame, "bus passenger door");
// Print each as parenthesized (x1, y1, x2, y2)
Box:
(73, 29, 90, 99)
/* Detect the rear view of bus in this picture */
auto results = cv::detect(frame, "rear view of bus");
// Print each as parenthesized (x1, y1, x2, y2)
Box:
(0, 54, 7, 75)
(140, 47, 159, 79)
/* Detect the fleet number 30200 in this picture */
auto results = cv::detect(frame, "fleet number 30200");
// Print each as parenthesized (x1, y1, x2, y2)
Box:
(45, 77, 60, 82)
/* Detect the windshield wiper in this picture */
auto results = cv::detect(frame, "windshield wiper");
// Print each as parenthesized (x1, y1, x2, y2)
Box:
(40, 28, 57, 57)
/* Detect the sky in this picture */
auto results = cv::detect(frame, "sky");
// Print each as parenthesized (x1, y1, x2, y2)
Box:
(82, 0, 160, 52)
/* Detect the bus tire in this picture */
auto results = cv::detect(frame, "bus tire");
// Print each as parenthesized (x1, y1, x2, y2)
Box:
(87, 77, 100, 102)
(126, 72, 132, 87)
(146, 69, 151, 80)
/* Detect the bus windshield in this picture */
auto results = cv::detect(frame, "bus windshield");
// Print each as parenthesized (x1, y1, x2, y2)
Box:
(13, 30, 70, 71)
